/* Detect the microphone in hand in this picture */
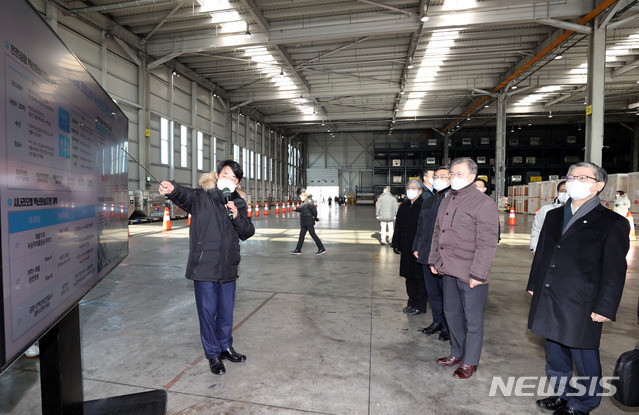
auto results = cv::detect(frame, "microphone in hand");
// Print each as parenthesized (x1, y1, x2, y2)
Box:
(222, 188, 234, 220)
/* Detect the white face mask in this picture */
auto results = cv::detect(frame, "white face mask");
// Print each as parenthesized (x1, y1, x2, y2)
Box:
(406, 189, 420, 200)
(433, 178, 449, 191)
(566, 180, 595, 200)
(556, 192, 569, 204)
(216, 178, 237, 193)
(450, 177, 469, 191)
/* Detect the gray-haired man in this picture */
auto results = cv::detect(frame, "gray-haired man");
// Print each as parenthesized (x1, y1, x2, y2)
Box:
(428, 157, 499, 379)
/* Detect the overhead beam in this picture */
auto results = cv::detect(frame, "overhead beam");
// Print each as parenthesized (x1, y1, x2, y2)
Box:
(613, 57, 639, 77)
(357, 0, 413, 17)
(237, 0, 270, 31)
(536, 18, 592, 34)
(113, 36, 142, 66)
(143, 0, 188, 42)
(607, 13, 639, 30)
(147, 52, 182, 69)
(599, 0, 625, 28)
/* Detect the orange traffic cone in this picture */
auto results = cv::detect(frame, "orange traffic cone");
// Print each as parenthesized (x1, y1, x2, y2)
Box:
(627, 212, 636, 241)
(255, 202, 260, 217)
(128, 226, 131, 237)
(248, 203, 252, 218)
(264, 203, 269, 216)
(187, 213, 191, 227)
(508, 207, 516, 226)
(275, 202, 280, 214)
(287, 202, 291, 212)
(162, 207, 172, 231)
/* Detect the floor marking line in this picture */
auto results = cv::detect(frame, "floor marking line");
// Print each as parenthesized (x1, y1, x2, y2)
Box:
(164, 356, 204, 390)
(233, 292, 277, 332)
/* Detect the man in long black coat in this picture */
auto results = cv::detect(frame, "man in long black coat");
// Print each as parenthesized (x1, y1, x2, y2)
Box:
(527, 162, 630, 415)
(392, 179, 425, 315)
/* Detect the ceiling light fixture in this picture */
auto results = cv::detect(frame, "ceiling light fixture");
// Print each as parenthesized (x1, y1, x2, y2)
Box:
(548, 111, 553, 119)
(407, 64, 414, 69)
(555, 55, 563, 60)
(511, 86, 517, 90)
(244, 29, 251, 38)
(420, 13, 430, 22)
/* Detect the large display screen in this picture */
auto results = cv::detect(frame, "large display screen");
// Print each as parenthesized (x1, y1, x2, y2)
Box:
(0, 0, 129, 373)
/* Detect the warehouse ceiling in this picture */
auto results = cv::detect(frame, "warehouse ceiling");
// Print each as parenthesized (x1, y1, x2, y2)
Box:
(63, 0, 639, 135)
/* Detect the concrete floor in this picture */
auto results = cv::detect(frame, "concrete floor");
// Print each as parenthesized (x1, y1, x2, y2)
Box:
(1, 204, 638, 415)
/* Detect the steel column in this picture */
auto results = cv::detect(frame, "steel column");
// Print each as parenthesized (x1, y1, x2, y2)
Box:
(495, 91, 507, 201)
(585, 15, 606, 166)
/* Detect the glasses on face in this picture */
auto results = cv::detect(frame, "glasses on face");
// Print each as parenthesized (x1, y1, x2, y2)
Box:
(566, 175, 596, 183)
(433, 175, 450, 180)
(406, 186, 420, 191)
(450, 171, 470, 178)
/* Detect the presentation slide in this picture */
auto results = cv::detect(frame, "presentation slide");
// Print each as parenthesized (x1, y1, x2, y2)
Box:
(0, 0, 129, 372)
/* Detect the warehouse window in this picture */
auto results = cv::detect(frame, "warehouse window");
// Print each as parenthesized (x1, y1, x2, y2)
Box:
(233, 144, 240, 162)
(160, 118, 169, 165)
(250, 150, 254, 179)
(197, 131, 204, 171)
(256, 153, 261, 180)
(180, 125, 188, 168)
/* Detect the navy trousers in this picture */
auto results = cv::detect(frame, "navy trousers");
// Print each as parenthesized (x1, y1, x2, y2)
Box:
(193, 280, 236, 359)
(422, 266, 446, 328)
(545, 339, 602, 412)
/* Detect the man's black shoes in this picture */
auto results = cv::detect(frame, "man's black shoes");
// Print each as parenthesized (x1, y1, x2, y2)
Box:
(209, 357, 225, 375)
(536, 396, 568, 411)
(221, 347, 246, 363)
(421, 323, 442, 335)
(553, 405, 589, 415)
(438, 327, 450, 341)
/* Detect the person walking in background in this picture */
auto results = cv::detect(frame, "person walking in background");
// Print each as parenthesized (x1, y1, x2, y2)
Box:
(291, 188, 326, 255)
(159, 160, 255, 376)
(392, 179, 426, 316)
(328, 196, 333, 207)
(413, 166, 451, 341)
(376, 186, 398, 245)
(530, 181, 567, 254)
(613, 190, 630, 217)
(527, 162, 629, 415)
(429, 157, 499, 379)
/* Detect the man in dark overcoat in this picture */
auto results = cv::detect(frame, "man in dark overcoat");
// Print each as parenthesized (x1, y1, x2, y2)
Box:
(527, 162, 630, 415)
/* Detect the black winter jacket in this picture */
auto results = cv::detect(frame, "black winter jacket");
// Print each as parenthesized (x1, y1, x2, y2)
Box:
(295, 198, 318, 227)
(166, 177, 255, 283)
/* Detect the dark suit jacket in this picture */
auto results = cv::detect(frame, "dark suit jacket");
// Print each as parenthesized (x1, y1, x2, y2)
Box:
(413, 189, 449, 265)
(527, 203, 630, 349)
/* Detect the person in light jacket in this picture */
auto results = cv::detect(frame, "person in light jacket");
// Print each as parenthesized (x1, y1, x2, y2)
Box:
(613, 190, 631, 217)
(290, 188, 326, 255)
(159, 160, 255, 376)
(376, 186, 398, 245)
(428, 157, 499, 380)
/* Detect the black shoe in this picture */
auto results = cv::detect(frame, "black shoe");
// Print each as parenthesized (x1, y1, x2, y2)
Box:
(552, 404, 589, 415)
(536, 396, 567, 411)
(407, 308, 424, 315)
(403, 306, 414, 314)
(315, 249, 327, 255)
(393, 248, 401, 254)
(209, 357, 226, 375)
(221, 347, 246, 363)
(290, 250, 302, 255)
(438, 328, 450, 341)
(421, 322, 443, 335)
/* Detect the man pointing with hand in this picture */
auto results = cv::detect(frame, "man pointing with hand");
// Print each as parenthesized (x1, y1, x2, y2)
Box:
(159, 160, 255, 376)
